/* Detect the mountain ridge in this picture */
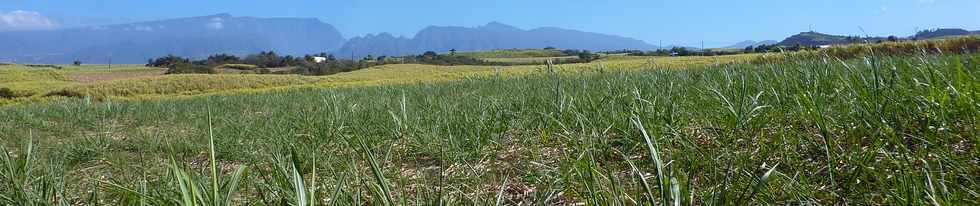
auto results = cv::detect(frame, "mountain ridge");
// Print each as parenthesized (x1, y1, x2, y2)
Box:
(0, 13, 346, 64)
(335, 22, 657, 58)
(4, 13, 978, 64)
(1, 15, 658, 63)
(724, 40, 778, 49)
(777, 28, 979, 47)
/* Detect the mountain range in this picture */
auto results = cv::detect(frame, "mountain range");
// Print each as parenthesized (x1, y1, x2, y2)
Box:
(913, 28, 979, 39)
(0, 14, 346, 64)
(722, 28, 979, 49)
(334, 22, 657, 58)
(724, 40, 778, 49)
(1, 13, 977, 64)
(775, 29, 979, 47)
(0, 14, 657, 64)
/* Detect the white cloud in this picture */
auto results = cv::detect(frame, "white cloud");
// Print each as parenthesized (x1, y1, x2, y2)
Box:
(0, 10, 58, 31)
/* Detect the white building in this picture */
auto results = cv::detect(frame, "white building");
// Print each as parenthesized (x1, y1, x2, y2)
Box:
(312, 56, 328, 63)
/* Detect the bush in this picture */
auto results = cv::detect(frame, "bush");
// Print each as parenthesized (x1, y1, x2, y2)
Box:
(165, 62, 218, 74)
(217, 64, 259, 70)
(44, 89, 84, 98)
(560, 50, 602, 62)
(147, 55, 190, 67)
(0, 88, 14, 99)
(299, 61, 349, 76)
(24, 64, 63, 70)
(202, 54, 242, 66)
(576, 51, 601, 62)
(244, 51, 304, 68)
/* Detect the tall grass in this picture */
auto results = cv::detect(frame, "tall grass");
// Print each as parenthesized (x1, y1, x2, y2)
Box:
(757, 36, 980, 62)
(46, 74, 324, 99)
(0, 68, 75, 98)
(0, 52, 978, 205)
(457, 49, 568, 59)
(14, 54, 754, 103)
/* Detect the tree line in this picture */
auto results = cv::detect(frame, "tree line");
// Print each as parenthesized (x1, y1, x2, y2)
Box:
(617, 47, 742, 57)
(148, 49, 605, 75)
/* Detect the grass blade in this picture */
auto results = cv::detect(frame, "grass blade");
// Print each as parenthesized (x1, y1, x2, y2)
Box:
(358, 140, 393, 205)
(631, 115, 669, 203)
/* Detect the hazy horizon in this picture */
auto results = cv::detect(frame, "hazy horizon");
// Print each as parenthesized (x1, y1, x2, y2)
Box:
(3, 0, 979, 47)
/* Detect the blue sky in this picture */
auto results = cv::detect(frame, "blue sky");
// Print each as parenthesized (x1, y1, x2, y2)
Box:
(2, 0, 978, 47)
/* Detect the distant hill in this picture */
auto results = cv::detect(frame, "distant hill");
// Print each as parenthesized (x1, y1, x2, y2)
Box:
(334, 22, 657, 58)
(914, 28, 977, 39)
(778, 28, 979, 47)
(725, 40, 778, 49)
(0, 13, 346, 64)
(777, 32, 855, 46)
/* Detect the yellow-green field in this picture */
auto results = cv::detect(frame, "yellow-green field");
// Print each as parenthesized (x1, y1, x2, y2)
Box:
(481, 56, 579, 63)
(331, 54, 759, 83)
(6, 36, 973, 104)
(461, 49, 635, 63)
(2, 52, 977, 205)
(0, 54, 760, 104)
(2, 37, 979, 205)
(456, 48, 568, 58)
(99, 55, 758, 99)
(0, 68, 73, 96)
(0, 64, 164, 102)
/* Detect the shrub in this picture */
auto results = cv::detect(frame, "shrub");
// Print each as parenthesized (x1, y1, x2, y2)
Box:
(0, 88, 14, 99)
(165, 62, 218, 74)
(576, 51, 601, 62)
(203, 53, 242, 66)
(299, 61, 348, 76)
(24, 64, 63, 70)
(43, 89, 84, 98)
(147, 55, 190, 67)
(218, 64, 259, 70)
(244, 51, 304, 68)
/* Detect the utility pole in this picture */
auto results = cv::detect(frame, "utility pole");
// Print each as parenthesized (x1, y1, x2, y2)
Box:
(914, 27, 920, 39)
(107, 55, 112, 71)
